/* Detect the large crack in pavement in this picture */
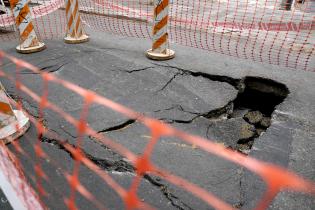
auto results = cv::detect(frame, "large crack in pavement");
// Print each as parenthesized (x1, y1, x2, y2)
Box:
(85, 67, 288, 209)
(141, 65, 289, 153)
(6, 60, 289, 209)
(96, 119, 136, 133)
(7, 91, 194, 209)
(152, 63, 242, 90)
(39, 134, 194, 210)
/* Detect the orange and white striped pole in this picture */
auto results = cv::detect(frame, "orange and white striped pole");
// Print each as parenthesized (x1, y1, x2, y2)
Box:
(9, 0, 46, 53)
(64, 0, 89, 44)
(146, 0, 175, 60)
(0, 83, 30, 144)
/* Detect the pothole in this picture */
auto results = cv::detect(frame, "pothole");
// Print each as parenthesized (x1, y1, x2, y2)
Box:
(230, 77, 289, 154)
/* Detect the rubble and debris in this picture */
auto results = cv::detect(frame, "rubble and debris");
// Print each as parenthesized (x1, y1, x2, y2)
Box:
(240, 123, 256, 140)
(244, 111, 263, 124)
(260, 117, 271, 128)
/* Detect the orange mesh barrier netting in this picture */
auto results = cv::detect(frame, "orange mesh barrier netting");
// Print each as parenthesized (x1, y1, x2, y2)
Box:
(0, 50, 315, 209)
(0, 0, 314, 70)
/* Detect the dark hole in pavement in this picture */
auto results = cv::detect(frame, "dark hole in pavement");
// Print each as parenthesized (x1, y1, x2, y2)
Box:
(3, 66, 291, 209)
(231, 77, 289, 153)
(234, 77, 289, 115)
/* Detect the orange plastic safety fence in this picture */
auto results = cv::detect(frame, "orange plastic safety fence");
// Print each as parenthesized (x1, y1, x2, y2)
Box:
(0, 50, 315, 210)
(0, 0, 314, 70)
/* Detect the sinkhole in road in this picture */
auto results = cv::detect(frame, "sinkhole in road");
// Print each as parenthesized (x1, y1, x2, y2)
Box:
(229, 77, 289, 153)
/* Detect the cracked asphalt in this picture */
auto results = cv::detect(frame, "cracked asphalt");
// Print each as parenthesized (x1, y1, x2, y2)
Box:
(0, 31, 315, 210)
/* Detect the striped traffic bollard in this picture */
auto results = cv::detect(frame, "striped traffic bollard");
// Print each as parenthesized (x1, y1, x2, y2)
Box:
(9, 0, 46, 53)
(0, 83, 30, 144)
(146, 0, 175, 60)
(64, 0, 89, 44)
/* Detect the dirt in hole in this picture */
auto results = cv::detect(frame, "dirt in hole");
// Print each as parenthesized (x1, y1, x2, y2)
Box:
(230, 77, 289, 154)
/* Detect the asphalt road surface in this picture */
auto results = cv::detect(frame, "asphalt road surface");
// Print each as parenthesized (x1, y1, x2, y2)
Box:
(0, 31, 315, 209)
